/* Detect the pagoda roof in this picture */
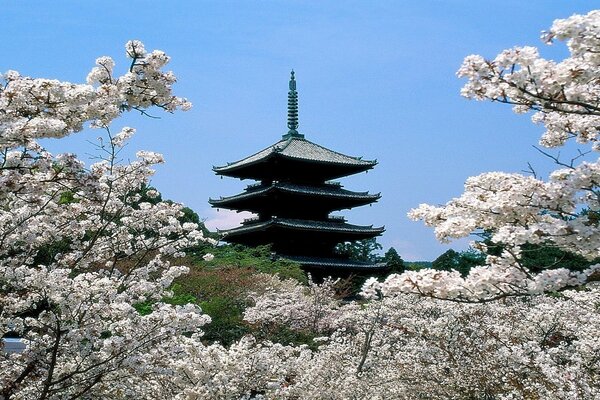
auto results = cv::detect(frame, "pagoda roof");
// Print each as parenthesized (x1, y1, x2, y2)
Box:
(209, 182, 380, 210)
(220, 217, 384, 238)
(283, 256, 388, 270)
(213, 136, 376, 180)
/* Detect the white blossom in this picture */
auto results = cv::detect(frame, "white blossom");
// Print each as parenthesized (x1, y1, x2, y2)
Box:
(3, 12, 600, 398)
(0, 41, 209, 399)
(403, 10, 600, 301)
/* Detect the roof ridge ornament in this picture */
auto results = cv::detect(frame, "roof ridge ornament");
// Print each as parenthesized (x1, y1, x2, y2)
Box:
(283, 70, 304, 139)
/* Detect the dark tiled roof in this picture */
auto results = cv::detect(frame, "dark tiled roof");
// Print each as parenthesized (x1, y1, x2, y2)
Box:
(220, 217, 384, 236)
(283, 256, 388, 270)
(213, 137, 376, 173)
(209, 182, 380, 205)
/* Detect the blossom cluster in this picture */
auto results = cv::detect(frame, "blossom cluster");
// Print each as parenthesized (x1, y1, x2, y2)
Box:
(0, 40, 190, 149)
(244, 275, 343, 334)
(240, 275, 600, 399)
(400, 10, 600, 301)
(0, 42, 208, 399)
(4, 10, 600, 397)
(457, 10, 600, 150)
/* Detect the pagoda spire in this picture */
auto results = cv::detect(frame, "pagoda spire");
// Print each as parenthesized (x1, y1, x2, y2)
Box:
(284, 70, 304, 139)
(212, 72, 385, 274)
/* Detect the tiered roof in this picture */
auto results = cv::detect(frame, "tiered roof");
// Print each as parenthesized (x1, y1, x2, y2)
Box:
(221, 217, 384, 239)
(209, 182, 380, 214)
(213, 136, 377, 182)
(284, 256, 387, 270)
(210, 71, 385, 272)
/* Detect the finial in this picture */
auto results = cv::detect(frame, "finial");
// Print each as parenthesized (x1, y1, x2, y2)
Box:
(284, 69, 302, 138)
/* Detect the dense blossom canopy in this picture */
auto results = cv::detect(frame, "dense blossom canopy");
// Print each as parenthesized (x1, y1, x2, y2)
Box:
(243, 277, 600, 399)
(0, 41, 207, 399)
(2, 10, 600, 399)
(379, 11, 600, 302)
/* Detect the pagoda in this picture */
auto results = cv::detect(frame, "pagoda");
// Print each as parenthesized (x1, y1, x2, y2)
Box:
(210, 71, 385, 273)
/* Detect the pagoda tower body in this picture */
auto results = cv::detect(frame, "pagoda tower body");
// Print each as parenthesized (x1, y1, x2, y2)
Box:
(210, 72, 385, 272)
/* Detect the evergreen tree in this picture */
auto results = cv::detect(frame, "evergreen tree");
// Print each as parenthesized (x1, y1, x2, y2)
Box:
(383, 247, 404, 273)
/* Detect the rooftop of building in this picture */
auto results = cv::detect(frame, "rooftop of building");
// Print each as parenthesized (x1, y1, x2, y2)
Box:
(213, 135, 377, 175)
(282, 255, 388, 270)
(209, 181, 380, 204)
(220, 217, 384, 236)
(213, 71, 376, 176)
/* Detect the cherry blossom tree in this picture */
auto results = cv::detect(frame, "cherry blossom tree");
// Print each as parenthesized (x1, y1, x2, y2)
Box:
(241, 273, 600, 399)
(376, 10, 600, 302)
(0, 41, 212, 399)
(4, 11, 600, 400)
(244, 275, 343, 335)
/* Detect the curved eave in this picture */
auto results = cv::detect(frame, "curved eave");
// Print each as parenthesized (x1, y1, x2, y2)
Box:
(209, 185, 272, 206)
(284, 256, 389, 270)
(209, 184, 381, 209)
(213, 153, 376, 179)
(220, 218, 385, 237)
(209, 194, 381, 211)
(213, 137, 377, 180)
(279, 152, 376, 168)
(278, 183, 380, 199)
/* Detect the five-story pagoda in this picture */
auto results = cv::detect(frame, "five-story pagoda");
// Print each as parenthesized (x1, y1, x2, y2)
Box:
(210, 72, 385, 272)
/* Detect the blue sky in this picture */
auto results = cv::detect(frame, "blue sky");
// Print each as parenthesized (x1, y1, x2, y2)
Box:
(2, 1, 598, 260)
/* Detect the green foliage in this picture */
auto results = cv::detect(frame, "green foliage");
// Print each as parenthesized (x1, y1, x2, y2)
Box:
(335, 238, 382, 262)
(481, 231, 599, 273)
(196, 244, 306, 284)
(404, 261, 432, 271)
(133, 284, 198, 317)
(158, 243, 308, 346)
(429, 224, 599, 277)
(431, 249, 460, 272)
(172, 265, 258, 303)
(383, 247, 404, 273)
(334, 240, 406, 275)
(31, 238, 72, 266)
(514, 243, 597, 273)
(432, 249, 485, 277)
(178, 206, 214, 239)
(58, 190, 79, 205)
(133, 301, 153, 316)
(164, 283, 198, 306)
(179, 206, 200, 224)
(199, 296, 250, 346)
(430, 236, 599, 278)
(135, 184, 162, 205)
(458, 249, 486, 272)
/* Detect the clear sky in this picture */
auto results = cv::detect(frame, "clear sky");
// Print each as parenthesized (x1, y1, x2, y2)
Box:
(2, 1, 598, 260)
